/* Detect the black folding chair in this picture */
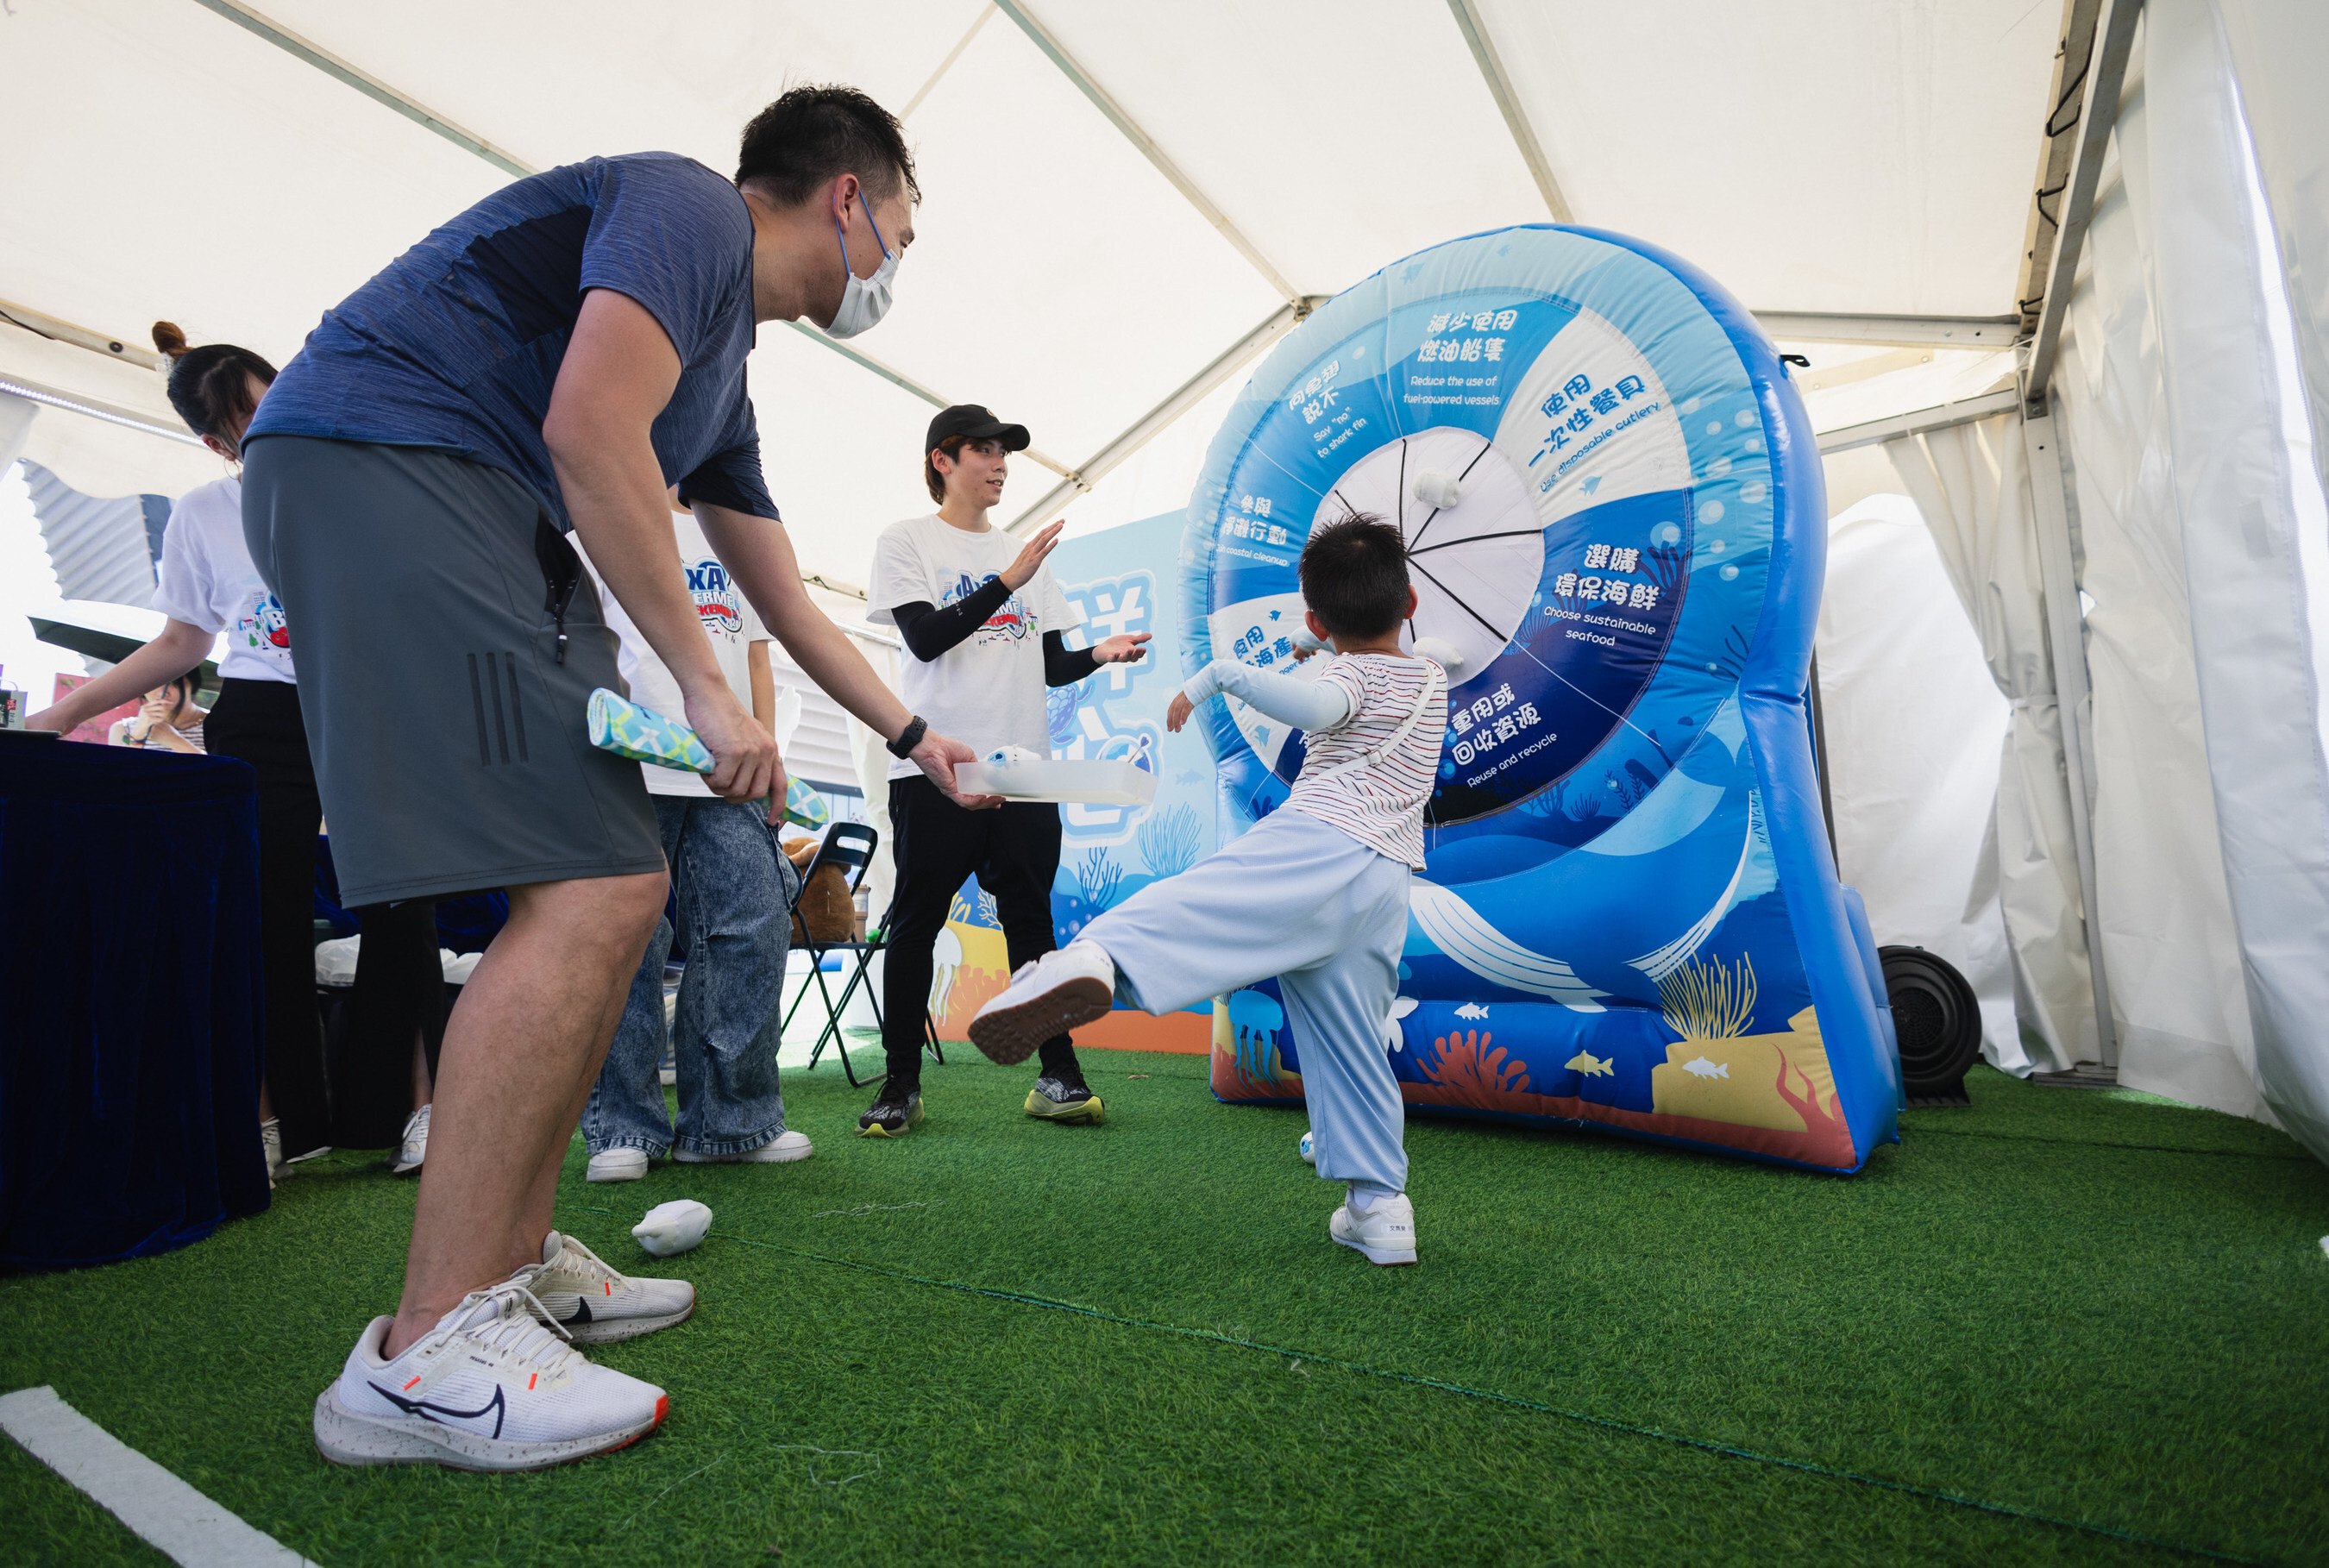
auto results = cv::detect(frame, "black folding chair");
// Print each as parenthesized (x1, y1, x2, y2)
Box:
(782, 819, 942, 1087)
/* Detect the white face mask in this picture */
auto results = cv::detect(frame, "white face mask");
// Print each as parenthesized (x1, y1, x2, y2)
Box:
(824, 198, 897, 340)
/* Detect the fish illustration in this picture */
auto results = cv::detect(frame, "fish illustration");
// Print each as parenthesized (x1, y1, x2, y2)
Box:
(1454, 1001, 1490, 1020)
(1681, 1057, 1729, 1080)
(1564, 1051, 1614, 1077)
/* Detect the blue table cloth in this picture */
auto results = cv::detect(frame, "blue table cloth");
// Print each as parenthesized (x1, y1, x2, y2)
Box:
(0, 737, 270, 1269)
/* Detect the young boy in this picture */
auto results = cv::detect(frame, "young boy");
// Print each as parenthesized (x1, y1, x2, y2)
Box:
(970, 515, 1448, 1265)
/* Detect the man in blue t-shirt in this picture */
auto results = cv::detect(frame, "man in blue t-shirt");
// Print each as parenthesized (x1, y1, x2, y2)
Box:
(243, 86, 992, 1474)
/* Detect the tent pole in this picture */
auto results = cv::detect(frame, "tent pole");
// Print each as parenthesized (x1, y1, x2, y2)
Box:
(1444, 0, 1574, 223)
(2022, 400, 2120, 1071)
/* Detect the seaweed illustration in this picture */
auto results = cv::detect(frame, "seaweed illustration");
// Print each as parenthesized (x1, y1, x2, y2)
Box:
(1137, 804, 1202, 880)
(1077, 850, 1124, 910)
(1658, 952, 1757, 1044)
(1419, 1030, 1530, 1108)
(1711, 624, 1752, 684)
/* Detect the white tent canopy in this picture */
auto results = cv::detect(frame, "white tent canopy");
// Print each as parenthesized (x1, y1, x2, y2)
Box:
(5, 0, 2326, 1156)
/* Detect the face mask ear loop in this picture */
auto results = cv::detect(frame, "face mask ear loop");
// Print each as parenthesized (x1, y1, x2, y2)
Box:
(832, 190, 894, 281)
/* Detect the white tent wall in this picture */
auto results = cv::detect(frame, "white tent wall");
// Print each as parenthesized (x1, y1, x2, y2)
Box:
(2042, 0, 2329, 1153)
(1813, 493, 2018, 1066)
(1882, 417, 2094, 1073)
(2213, 1, 2329, 515)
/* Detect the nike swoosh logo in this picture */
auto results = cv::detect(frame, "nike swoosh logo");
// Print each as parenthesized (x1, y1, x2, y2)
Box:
(371, 1380, 506, 1440)
(557, 1295, 593, 1327)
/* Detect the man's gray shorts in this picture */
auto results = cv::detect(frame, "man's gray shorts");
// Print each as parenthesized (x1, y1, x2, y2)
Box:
(241, 436, 661, 906)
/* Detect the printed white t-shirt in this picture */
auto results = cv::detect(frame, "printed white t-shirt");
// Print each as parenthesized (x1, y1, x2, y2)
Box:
(150, 476, 295, 683)
(573, 512, 769, 798)
(1285, 653, 1447, 872)
(866, 513, 1076, 781)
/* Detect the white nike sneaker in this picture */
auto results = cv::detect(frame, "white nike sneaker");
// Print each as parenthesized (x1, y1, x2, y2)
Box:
(1330, 1192, 1418, 1266)
(586, 1147, 650, 1182)
(312, 1280, 665, 1471)
(674, 1129, 813, 1163)
(528, 1230, 694, 1345)
(391, 1104, 430, 1176)
(966, 940, 1116, 1066)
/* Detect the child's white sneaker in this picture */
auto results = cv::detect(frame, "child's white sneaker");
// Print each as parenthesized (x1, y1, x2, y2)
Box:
(528, 1230, 694, 1345)
(1330, 1191, 1417, 1266)
(312, 1280, 666, 1471)
(967, 940, 1115, 1065)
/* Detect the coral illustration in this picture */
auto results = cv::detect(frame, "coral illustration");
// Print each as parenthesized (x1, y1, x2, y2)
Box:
(1659, 952, 1757, 1044)
(1137, 804, 1202, 880)
(1420, 1030, 1530, 1108)
(1077, 850, 1124, 909)
(1773, 1045, 1843, 1138)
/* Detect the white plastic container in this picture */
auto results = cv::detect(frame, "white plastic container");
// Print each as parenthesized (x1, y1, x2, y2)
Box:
(957, 756, 1158, 806)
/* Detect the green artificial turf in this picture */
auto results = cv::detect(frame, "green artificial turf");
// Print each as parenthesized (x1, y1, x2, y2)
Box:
(3, 1056, 2326, 1566)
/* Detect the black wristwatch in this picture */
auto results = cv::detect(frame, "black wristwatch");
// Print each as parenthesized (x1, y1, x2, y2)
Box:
(886, 714, 929, 759)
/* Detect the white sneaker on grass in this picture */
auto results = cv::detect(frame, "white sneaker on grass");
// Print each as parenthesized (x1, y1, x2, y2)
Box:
(967, 940, 1116, 1065)
(261, 1119, 284, 1188)
(529, 1230, 694, 1345)
(312, 1280, 666, 1471)
(587, 1147, 650, 1182)
(1330, 1192, 1418, 1266)
(674, 1129, 813, 1163)
(392, 1104, 430, 1176)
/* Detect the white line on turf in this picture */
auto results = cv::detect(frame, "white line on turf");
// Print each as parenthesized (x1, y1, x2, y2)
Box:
(0, 1385, 319, 1567)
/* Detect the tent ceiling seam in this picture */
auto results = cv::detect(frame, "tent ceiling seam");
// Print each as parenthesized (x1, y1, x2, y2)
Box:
(186, 0, 534, 179)
(1444, 0, 1574, 224)
(1003, 298, 1324, 534)
(179, 0, 1045, 470)
(901, 3, 998, 121)
(992, 0, 1304, 305)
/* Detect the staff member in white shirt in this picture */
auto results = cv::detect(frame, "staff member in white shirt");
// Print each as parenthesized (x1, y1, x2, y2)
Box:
(857, 405, 1150, 1137)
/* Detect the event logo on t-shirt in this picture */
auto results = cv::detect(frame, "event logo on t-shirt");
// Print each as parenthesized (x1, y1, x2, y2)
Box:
(235, 590, 291, 652)
(685, 557, 744, 639)
(945, 571, 1033, 643)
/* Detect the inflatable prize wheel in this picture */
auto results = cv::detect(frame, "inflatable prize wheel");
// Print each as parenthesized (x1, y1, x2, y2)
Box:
(1183, 226, 1899, 1174)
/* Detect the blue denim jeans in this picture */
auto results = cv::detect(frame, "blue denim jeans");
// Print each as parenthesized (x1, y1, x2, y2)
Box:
(581, 795, 800, 1157)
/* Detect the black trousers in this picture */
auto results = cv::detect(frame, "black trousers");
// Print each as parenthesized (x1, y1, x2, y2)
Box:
(326, 898, 444, 1150)
(202, 678, 330, 1157)
(882, 775, 1078, 1082)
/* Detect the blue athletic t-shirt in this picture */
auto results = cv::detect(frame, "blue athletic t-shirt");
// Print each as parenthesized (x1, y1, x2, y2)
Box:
(249, 153, 776, 528)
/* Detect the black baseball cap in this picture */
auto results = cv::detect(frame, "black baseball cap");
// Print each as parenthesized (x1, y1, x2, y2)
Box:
(926, 404, 1030, 456)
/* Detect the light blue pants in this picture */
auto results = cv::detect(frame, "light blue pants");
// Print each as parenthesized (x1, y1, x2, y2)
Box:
(582, 796, 800, 1158)
(1081, 808, 1411, 1196)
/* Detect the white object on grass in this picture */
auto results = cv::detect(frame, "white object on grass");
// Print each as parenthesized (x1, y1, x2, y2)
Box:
(956, 756, 1158, 806)
(0, 1385, 317, 1566)
(1299, 1130, 1315, 1165)
(632, 1198, 713, 1257)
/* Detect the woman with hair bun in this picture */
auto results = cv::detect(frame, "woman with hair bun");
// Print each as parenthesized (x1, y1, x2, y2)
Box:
(32, 323, 437, 1183)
